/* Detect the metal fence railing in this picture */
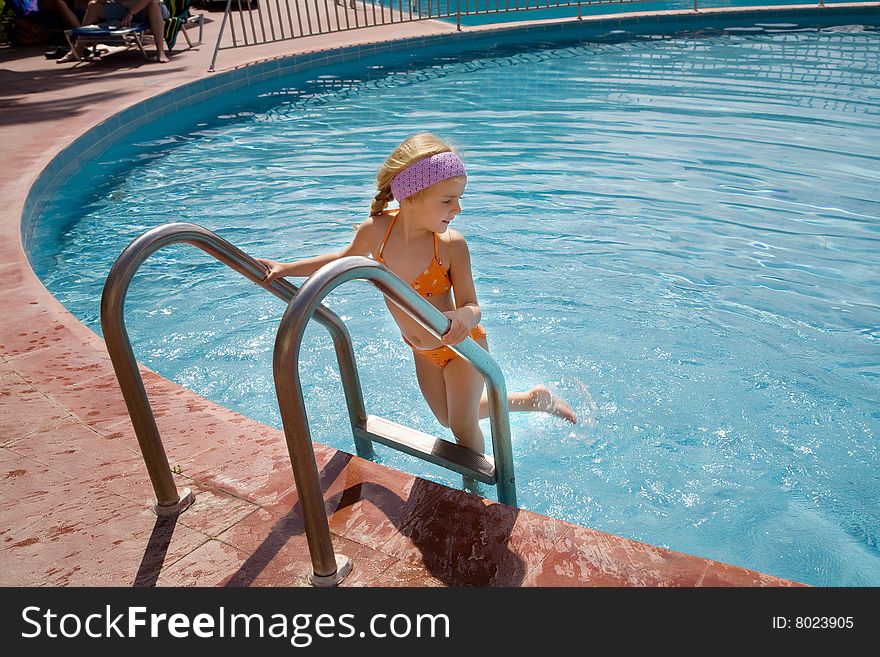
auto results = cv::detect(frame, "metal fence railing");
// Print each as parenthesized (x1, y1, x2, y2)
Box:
(208, 1, 859, 71)
(208, 0, 655, 70)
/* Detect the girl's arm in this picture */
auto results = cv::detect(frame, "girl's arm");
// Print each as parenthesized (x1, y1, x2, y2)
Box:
(441, 231, 482, 345)
(257, 218, 379, 284)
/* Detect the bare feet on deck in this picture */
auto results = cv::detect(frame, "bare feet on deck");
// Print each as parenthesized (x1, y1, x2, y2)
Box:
(156, 52, 170, 64)
(528, 385, 577, 424)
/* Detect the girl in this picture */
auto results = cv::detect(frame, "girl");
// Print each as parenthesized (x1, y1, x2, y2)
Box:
(258, 133, 576, 458)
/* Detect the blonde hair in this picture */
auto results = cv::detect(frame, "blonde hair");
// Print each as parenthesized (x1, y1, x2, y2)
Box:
(370, 133, 460, 216)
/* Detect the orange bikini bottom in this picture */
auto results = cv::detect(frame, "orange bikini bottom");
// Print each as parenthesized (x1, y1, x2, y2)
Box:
(403, 324, 488, 369)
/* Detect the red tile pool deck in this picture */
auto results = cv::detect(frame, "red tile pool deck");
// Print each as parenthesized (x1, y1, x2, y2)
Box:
(0, 5, 839, 587)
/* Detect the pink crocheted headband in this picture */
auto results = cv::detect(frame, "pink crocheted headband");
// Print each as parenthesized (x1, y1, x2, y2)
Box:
(389, 151, 466, 201)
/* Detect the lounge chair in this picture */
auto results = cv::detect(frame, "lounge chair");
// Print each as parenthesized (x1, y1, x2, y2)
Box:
(163, 0, 203, 51)
(62, 0, 202, 62)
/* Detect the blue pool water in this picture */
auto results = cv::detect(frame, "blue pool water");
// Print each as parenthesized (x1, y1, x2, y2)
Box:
(31, 24, 880, 586)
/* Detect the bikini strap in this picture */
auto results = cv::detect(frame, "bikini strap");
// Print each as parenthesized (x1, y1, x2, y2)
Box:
(376, 212, 397, 263)
(433, 232, 441, 264)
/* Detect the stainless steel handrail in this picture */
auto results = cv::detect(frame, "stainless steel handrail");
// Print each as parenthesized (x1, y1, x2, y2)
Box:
(273, 255, 517, 505)
(270, 257, 515, 586)
(101, 223, 516, 585)
(99, 222, 371, 523)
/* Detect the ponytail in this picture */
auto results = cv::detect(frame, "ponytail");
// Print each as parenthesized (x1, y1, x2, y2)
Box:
(370, 186, 394, 216)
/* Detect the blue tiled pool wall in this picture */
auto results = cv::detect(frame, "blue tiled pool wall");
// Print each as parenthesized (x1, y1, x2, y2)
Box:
(21, 3, 880, 255)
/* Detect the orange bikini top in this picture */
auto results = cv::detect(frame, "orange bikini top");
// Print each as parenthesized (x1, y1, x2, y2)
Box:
(375, 210, 452, 298)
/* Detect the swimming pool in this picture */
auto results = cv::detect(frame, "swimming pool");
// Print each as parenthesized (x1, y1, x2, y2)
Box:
(30, 17, 880, 586)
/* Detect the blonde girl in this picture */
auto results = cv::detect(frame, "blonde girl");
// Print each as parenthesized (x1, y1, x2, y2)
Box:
(258, 133, 576, 458)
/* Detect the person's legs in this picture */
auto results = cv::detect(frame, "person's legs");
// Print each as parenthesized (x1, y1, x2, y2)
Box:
(57, 0, 104, 62)
(415, 334, 575, 493)
(413, 354, 450, 429)
(76, 0, 102, 27)
(419, 330, 577, 428)
(442, 348, 488, 492)
(443, 352, 486, 454)
(144, 0, 168, 62)
(479, 384, 578, 424)
(436, 333, 576, 424)
(471, 334, 576, 423)
(38, 0, 80, 29)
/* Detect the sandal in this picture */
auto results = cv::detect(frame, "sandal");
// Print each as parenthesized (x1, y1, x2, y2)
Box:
(44, 46, 70, 60)
(82, 46, 102, 61)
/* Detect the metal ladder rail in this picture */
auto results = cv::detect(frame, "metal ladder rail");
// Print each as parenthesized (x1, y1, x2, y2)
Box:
(100, 223, 368, 583)
(102, 224, 515, 584)
(274, 255, 517, 501)
(270, 257, 516, 587)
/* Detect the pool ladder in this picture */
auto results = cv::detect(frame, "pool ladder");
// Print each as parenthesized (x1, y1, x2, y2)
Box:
(101, 223, 515, 586)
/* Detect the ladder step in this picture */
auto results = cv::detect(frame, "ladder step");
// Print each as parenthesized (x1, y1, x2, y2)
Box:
(355, 415, 496, 485)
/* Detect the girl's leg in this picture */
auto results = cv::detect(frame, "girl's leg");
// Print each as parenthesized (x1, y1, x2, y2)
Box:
(479, 385, 577, 423)
(472, 338, 577, 424)
(415, 352, 484, 491)
(414, 336, 576, 445)
(443, 355, 486, 454)
(443, 347, 489, 492)
(413, 354, 449, 429)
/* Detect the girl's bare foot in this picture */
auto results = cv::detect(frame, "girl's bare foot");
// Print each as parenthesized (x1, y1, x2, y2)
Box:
(156, 52, 170, 64)
(56, 51, 79, 64)
(528, 385, 577, 424)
